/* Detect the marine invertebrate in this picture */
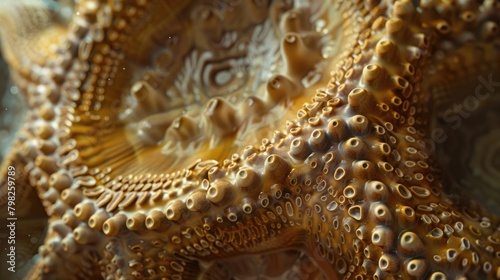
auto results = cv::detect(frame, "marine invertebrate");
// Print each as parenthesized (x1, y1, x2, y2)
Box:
(0, 0, 499, 279)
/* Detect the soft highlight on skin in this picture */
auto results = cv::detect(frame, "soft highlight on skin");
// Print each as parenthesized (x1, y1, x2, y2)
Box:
(0, 0, 499, 279)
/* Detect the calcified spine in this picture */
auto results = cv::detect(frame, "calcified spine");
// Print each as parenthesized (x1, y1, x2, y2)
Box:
(0, 0, 499, 279)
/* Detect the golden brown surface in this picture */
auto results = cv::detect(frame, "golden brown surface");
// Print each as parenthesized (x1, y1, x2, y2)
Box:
(0, 0, 499, 279)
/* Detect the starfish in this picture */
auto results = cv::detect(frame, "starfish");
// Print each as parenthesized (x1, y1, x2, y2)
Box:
(1, 0, 500, 279)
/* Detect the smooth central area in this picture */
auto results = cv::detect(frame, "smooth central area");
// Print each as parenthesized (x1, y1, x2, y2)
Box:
(79, 0, 342, 178)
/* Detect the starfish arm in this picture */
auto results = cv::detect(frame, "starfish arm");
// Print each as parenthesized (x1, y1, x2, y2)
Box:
(297, 0, 500, 278)
(0, 125, 49, 277)
(0, 0, 61, 219)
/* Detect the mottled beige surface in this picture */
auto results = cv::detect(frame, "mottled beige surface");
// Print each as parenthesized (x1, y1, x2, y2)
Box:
(0, 0, 499, 279)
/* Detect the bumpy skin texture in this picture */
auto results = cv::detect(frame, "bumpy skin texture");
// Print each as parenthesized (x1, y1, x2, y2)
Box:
(0, 0, 500, 279)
